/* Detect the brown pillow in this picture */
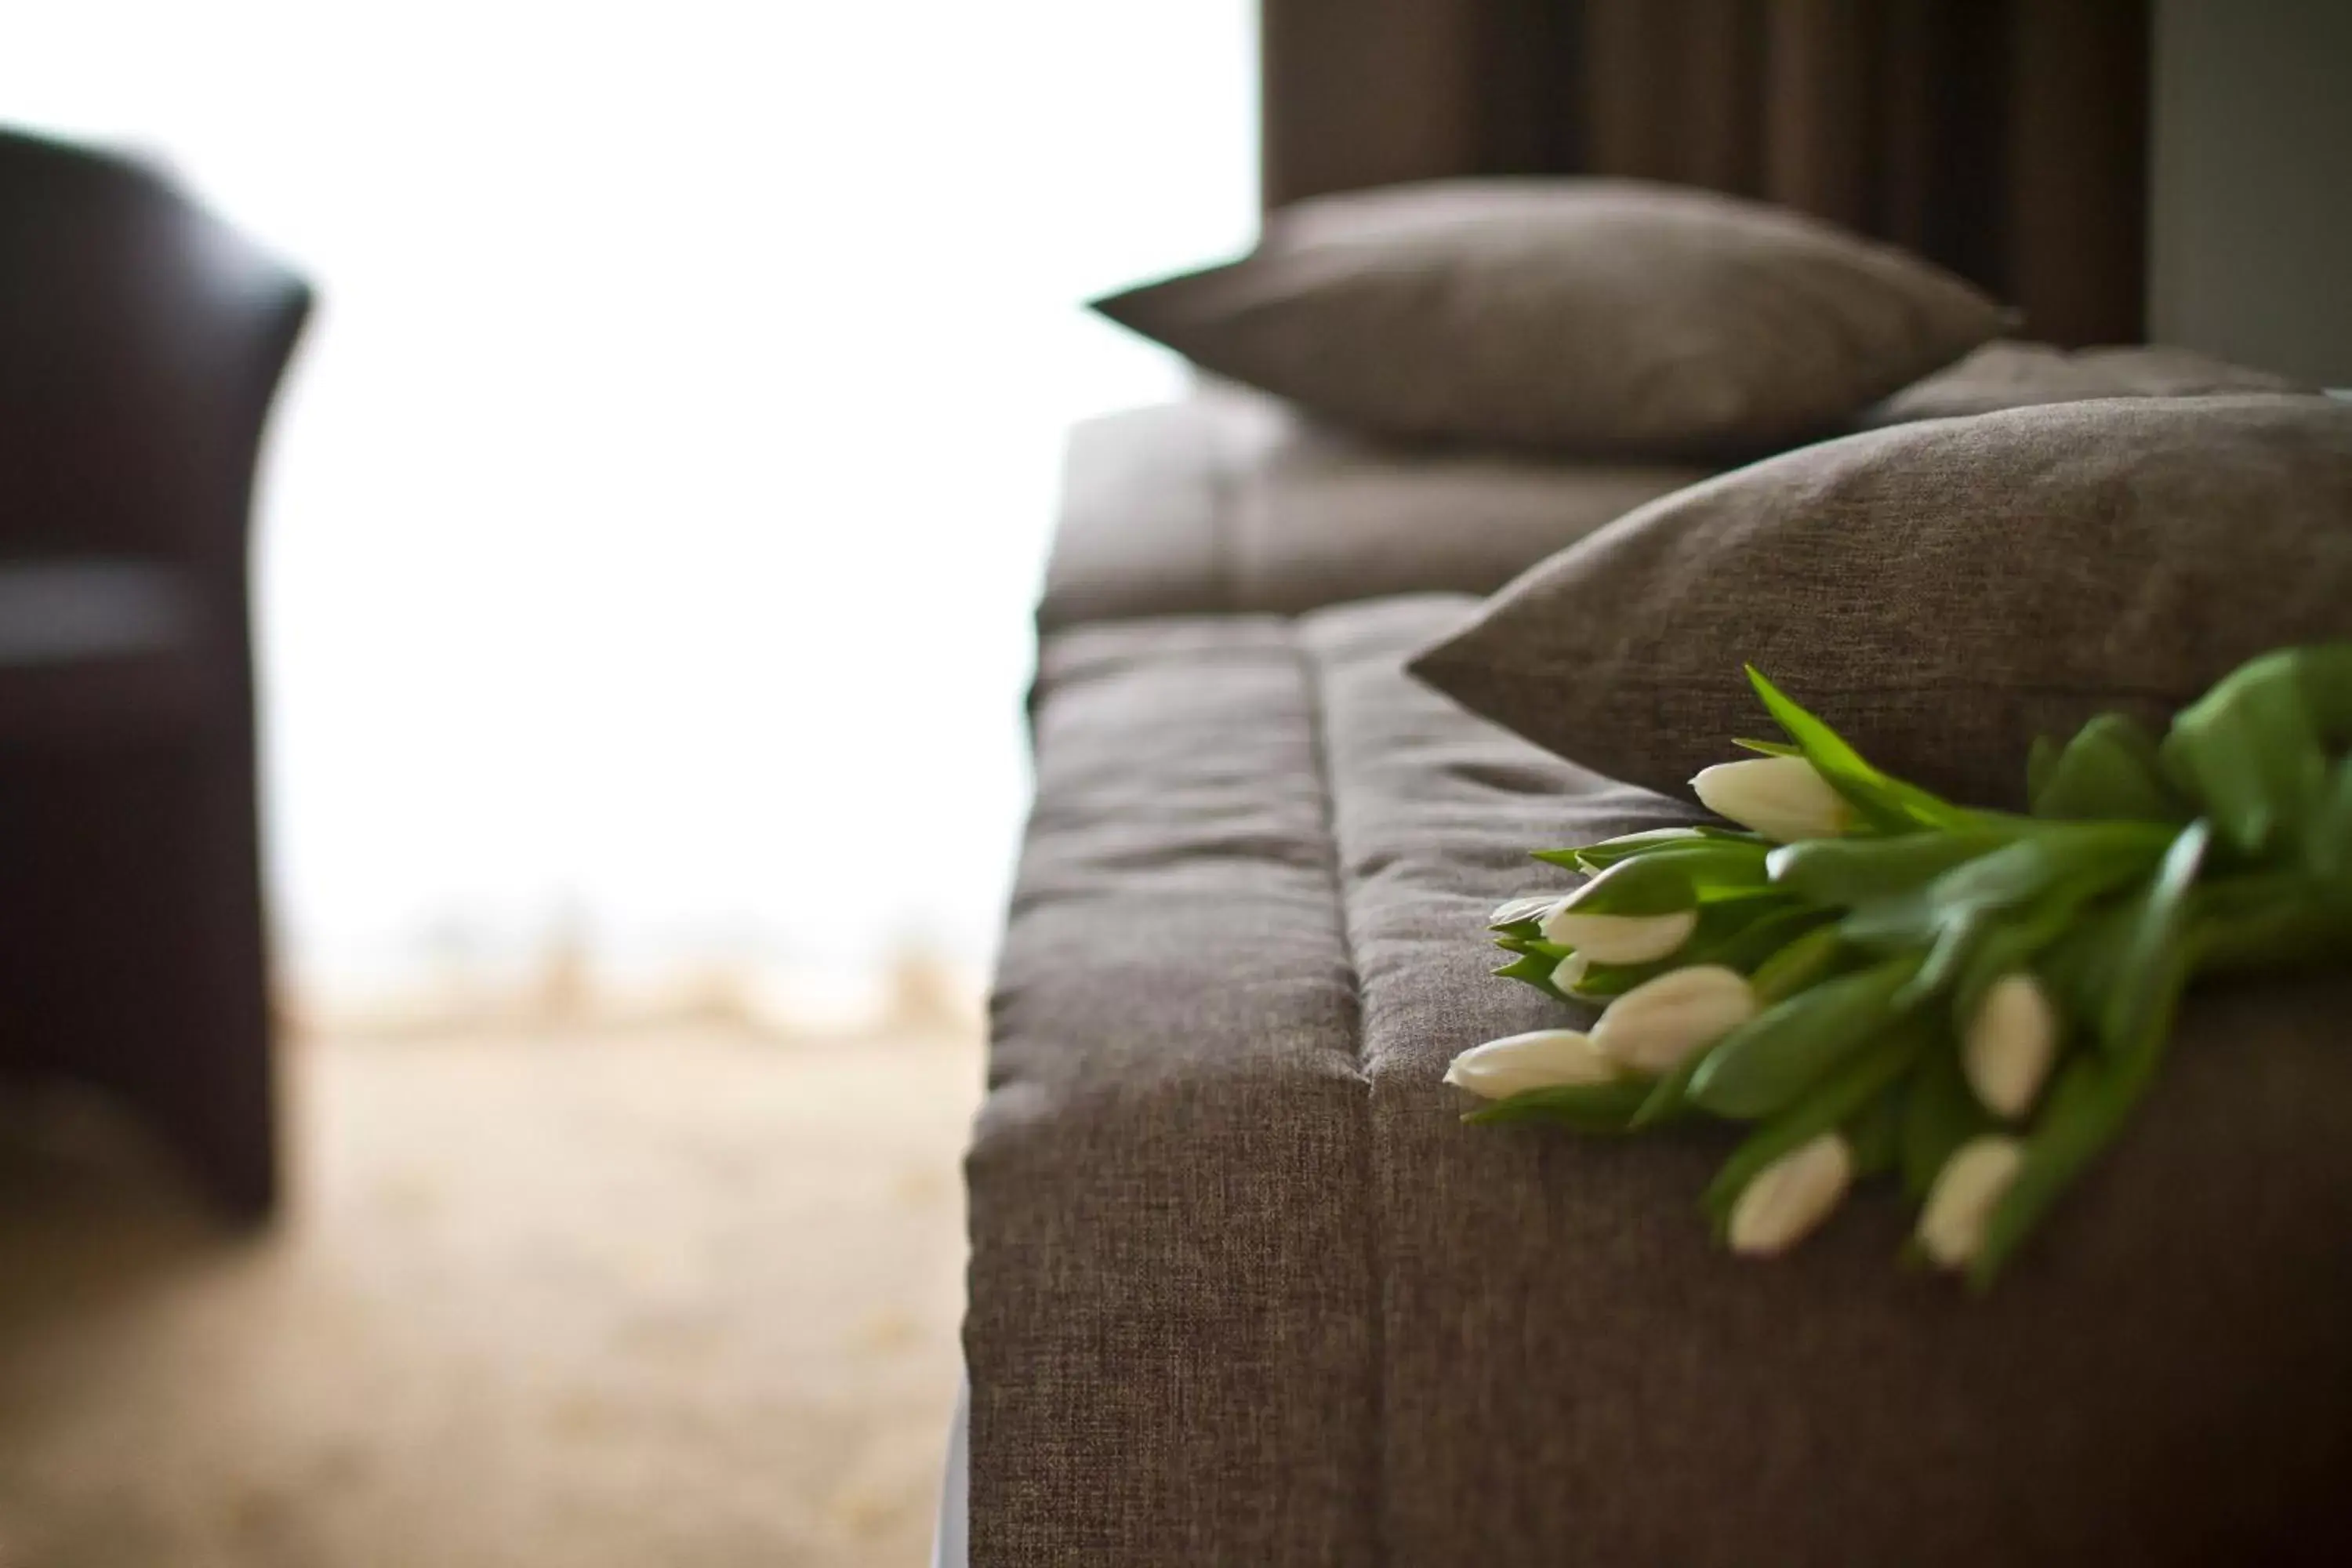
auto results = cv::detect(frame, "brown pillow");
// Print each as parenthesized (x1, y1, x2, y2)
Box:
(1859, 339, 2318, 428)
(1409, 395, 2352, 810)
(1092, 179, 2010, 459)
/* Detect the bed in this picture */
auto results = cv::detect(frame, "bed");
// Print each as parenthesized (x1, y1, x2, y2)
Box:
(948, 394, 2352, 1566)
(949, 5, 2352, 1560)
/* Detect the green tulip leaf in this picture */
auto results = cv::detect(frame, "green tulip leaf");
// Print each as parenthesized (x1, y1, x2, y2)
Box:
(1702, 905, 1838, 977)
(1746, 922, 1847, 1004)
(1900, 1032, 1994, 1203)
(1462, 1077, 1655, 1133)
(1552, 855, 1700, 917)
(1949, 881, 2107, 1036)
(2031, 901, 2136, 1032)
(2290, 643, 2352, 749)
(1552, 960, 1650, 1000)
(1846, 1087, 1904, 1178)
(2187, 869, 2347, 973)
(1570, 899, 1820, 999)
(2025, 733, 2063, 810)
(1899, 906, 1993, 1007)
(1623, 842, 1777, 899)
(1535, 825, 1757, 870)
(1702, 1023, 1924, 1229)
(1540, 844, 1774, 909)
(1769, 830, 2016, 909)
(1486, 891, 1566, 935)
(1965, 824, 2209, 1288)
(1746, 666, 1976, 833)
(1628, 1046, 1712, 1129)
(2161, 651, 2328, 855)
(2033, 713, 2188, 824)
(1492, 952, 1569, 1000)
(1841, 822, 2169, 954)
(2303, 757, 2352, 910)
(1968, 1048, 2162, 1292)
(1686, 953, 1923, 1120)
(2098, 820, 2209, 1054)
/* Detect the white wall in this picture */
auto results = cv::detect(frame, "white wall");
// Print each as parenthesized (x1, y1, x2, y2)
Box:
(2149, 0, 2352, 385)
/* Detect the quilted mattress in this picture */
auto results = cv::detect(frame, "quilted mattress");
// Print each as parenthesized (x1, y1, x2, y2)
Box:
(966, 594, 2352, 1566)
(1039, 386, 1710, 629)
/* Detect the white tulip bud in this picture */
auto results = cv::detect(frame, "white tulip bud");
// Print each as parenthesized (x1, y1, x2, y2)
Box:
(1443, 1029, 1621, 1101)
(1550, 951, 1592, 995)
(1589, 964, 1757, 1073)
(1690, 755, 1857, 843)
(1916, 1135, 2027, 1269)
(1962, 974, 2060, 1119)
(1490, 892, 1566, 927)
(1539, 906, 1698, 966)
(1727, 1132, 1853, 1256)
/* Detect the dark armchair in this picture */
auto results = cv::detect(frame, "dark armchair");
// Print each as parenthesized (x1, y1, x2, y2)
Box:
(0, 127, 310, 1217)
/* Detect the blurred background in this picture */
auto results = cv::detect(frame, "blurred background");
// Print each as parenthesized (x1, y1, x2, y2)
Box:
(0, 4, 1249, 1566)
(5, 0, 1255, 1029)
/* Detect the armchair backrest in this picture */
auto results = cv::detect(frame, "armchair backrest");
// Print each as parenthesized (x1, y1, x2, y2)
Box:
(0, 127, 311, 572)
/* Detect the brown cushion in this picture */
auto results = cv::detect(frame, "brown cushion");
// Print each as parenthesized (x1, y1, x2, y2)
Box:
(1410, 394, 2352, 811)
(1092, 178, 2010, 458)
(1861, 339, 2317, 427)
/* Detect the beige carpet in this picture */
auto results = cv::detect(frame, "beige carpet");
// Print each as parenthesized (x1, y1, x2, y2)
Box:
(0, 1024, 981, 1568)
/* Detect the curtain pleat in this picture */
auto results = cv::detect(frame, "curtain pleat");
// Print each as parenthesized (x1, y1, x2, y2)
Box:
(1258, 0, 1485, 210)
(1260, 0, 2151, 345)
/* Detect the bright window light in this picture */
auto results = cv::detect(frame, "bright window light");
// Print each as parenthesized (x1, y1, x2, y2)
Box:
(2, 1, 1256, 1019)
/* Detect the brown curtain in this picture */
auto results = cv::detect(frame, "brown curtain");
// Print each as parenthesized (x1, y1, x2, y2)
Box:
(1260, 0, 2149, 346)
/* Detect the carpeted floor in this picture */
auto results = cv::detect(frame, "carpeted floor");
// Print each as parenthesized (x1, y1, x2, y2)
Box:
(0, 1024, 980, 1568)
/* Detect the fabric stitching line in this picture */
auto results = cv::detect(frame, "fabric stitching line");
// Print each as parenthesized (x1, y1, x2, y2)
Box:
(1290, 622, 1389, 1568)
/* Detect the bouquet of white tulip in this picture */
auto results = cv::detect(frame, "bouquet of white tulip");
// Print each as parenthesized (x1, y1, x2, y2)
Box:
(1448, 647, 2352, 1288)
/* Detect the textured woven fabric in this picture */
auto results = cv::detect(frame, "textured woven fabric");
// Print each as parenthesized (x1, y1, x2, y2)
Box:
(971, 614, 1381, 1567)
(1860, 340, 2317, 429)
(1413, 394, 2352, 811)
(970, 595, 2352, 1566)
(1040, 386, 1708, 631)
(1092, 180, 2007, 457)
